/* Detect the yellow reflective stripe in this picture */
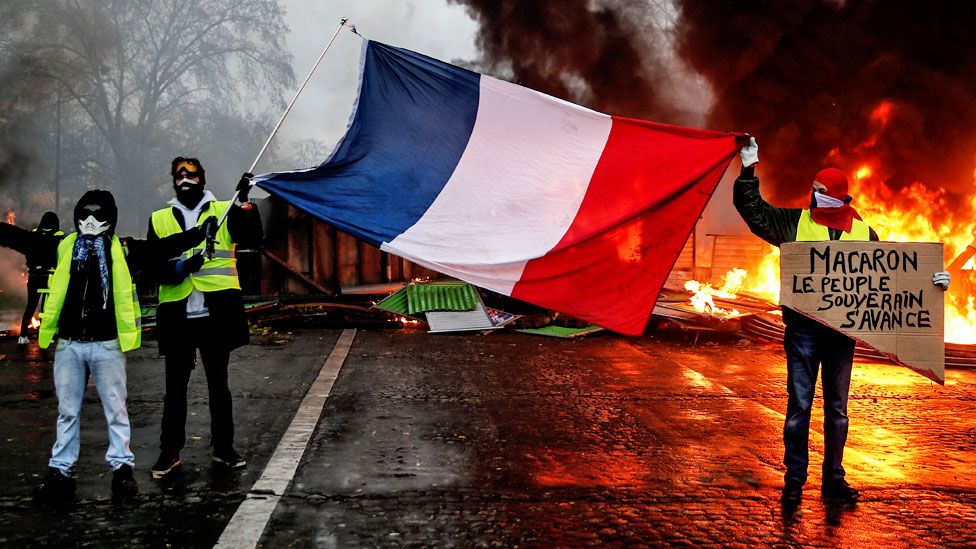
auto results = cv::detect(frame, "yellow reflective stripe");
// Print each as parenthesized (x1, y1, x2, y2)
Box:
(193, 267, 239, 277)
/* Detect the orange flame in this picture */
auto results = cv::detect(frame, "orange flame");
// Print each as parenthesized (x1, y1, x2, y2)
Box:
(737, 100, 976, 343)
(683, 268, 744, 317)
(28, 315, 40, 330)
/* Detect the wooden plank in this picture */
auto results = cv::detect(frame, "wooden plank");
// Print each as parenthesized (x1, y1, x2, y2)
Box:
(311, 220, 336, 289)
(336, 230, 360, 287)
(262, 249, 334, 295)
(286, 207, 310, 296)
(359, 241, 382, 284)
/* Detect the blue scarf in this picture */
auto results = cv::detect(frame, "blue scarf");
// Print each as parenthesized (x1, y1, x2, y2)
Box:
(72, 235, 110, 308)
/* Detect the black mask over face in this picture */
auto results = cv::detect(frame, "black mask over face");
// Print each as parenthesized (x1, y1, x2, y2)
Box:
(174, 176, 205, 208)
(73, 190, 118, 236)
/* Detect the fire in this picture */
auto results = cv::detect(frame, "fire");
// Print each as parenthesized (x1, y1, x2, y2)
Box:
(28, 315, 40, 330)
(683, 268, 744, 317)
(735, 99, 976, 343)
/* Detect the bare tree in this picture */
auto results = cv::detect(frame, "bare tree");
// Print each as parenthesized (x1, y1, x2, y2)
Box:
(6, 0, 294, 230)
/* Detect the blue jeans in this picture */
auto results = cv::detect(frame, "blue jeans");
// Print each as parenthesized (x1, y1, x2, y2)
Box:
(782, 309, 855, 485)
(49, 339, 135, 474)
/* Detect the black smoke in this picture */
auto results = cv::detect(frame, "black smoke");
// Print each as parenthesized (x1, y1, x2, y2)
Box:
(448, 0, 691, 123)
(455, 1, 976, 206)
(676, 1, 976, 203)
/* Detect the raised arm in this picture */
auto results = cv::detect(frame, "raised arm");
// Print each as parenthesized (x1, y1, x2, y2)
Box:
(733, 165, 802, 247)
(0, 222, 45, 256)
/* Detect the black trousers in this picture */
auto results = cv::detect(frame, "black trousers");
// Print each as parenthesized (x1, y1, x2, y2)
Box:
(20, 274, 45, 335)
(159, 317, 235, 453)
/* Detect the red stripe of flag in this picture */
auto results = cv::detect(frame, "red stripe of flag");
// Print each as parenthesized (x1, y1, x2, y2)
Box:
(510, 117, 740, 335)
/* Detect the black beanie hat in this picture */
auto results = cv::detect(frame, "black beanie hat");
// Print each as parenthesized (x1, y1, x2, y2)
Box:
(74, 190, 118, 235)
(38, 211, 59, 231)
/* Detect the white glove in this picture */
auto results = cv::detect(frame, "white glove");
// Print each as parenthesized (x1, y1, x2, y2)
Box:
(740, 136, 759, 167)
(933, 271, 951, 290)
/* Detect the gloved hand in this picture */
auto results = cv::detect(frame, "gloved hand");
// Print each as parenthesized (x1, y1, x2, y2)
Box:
(739, 136, 759, 168)
(933, 271, 951, 290)
(173, 252, 205, 279)
(199, 215, 218, 239)
(236, 172, 254, 203)
(182, 252, 205, 275)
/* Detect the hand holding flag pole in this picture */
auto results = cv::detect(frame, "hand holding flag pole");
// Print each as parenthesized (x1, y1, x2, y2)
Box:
(206, 17, 351, 257)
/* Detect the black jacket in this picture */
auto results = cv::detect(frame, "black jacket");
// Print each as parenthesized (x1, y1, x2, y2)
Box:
(732, 166, 879, 246)
(146, 198, 262, 355)
(0, 224, 65, 274)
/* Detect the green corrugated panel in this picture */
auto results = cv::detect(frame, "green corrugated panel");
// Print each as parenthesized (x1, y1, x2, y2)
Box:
(406, 282, 478, 314)
(373, 286, 411, 315)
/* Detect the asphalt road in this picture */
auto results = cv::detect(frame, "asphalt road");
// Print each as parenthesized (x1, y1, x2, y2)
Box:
(0, 327, 974, 547)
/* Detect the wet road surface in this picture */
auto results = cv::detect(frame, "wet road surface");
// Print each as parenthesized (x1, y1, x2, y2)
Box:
(0, 328, 974, 546)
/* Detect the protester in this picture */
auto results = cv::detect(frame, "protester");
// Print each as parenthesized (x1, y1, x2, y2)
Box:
(148, 157, 262, 478)
(733, 137, 951, 505)
(22, 190, 213, 502)
(0, 211, 65, 344)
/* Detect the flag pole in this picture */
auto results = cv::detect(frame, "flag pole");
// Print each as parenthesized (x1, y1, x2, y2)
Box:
(206, 17, 350, 254)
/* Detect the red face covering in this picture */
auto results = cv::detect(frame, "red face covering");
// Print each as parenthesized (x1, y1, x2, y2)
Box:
(809, 168, 862, 233)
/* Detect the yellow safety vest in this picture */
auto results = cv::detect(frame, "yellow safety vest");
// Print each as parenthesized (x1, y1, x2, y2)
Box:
(151, 200, 239, 303)
(38, 233, 142, 352)
(796, 209, 871, 242)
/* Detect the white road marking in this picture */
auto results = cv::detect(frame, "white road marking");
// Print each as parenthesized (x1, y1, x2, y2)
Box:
(215, 329, 357, 548)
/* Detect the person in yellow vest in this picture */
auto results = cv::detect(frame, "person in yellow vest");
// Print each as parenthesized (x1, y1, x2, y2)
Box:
(0, 211, 65, 344)
(29, 190, 214, 502)
(147, 157, 262, 478)
(733, 137, 951, 506)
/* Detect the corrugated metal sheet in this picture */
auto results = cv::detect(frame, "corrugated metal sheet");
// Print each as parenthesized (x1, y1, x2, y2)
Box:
(372, 281, 479, 316)
(373, 286, 411, 315)
(426, 301, 498, 332)
(406, 282, 478, 315)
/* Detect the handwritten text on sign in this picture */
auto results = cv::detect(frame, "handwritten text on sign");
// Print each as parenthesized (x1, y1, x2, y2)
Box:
(779, 241, 944, 383)
(790, 247, 931, 330)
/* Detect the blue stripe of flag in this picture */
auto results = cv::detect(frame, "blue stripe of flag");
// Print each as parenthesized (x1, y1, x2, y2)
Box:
(257, 41, 481, 246)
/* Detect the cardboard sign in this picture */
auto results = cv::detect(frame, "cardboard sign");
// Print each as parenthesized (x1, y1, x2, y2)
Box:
(779, 241, 945, 383)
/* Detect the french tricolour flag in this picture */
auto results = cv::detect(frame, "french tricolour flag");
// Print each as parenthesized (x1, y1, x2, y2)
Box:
(256, 40, 741, 335)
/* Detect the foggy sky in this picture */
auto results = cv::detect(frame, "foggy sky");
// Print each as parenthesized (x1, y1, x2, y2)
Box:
(267, 1, 480, 173)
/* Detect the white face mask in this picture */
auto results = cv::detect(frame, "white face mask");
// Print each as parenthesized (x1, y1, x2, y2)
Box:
(177, 177, 200, 188)
(813, 191, 846, 209)
(77, 215, 109, 235)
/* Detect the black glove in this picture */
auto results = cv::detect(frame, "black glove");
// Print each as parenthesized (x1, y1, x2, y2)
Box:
(183, 252, 205, 274)
(236, 172, 254, 202)
(199, 215, 218, 239)
(173, 252, 205, 278)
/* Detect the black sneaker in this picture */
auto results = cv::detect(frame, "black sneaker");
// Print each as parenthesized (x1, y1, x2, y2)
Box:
(822, 478, 860, 502)
(781, 479, 803, 504)
(111, 464, 139, 498)
(212, 447, 247, 469)
(150, 451, 182, 479)
(37, 467, 76, 501)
